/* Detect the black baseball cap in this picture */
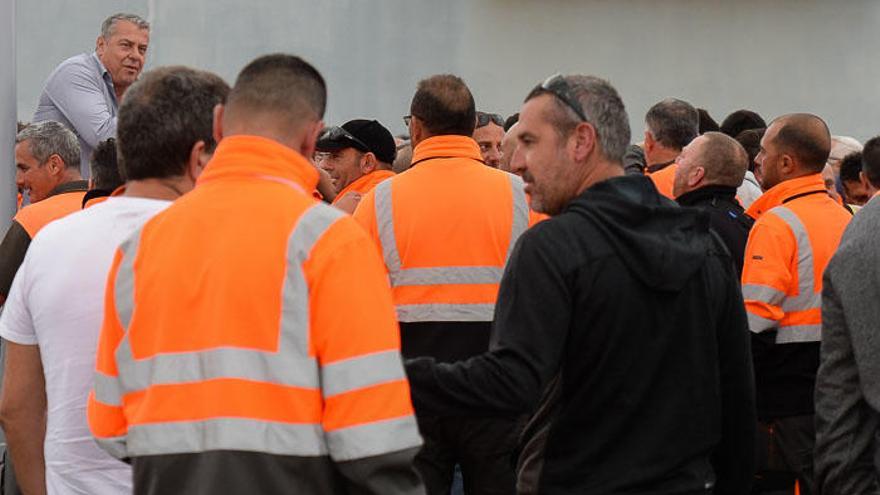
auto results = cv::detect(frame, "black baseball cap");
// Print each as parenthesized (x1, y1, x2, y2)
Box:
(316, 119, 397, 165)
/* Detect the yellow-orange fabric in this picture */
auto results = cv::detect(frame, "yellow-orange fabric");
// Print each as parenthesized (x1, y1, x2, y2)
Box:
(741, 174, 851, 342)
(14, 189, 87, 238)
(648, 163, 677, 199)
(87, 135, 421, 463)
(332, 170, 395, 205)
(353, 135, 544, 322)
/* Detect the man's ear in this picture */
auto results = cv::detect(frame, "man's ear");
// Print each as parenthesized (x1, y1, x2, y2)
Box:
(212, 104, 225, 145)
(644, 131, 655, 153)
(572, 122, 597, 163)
(360, 153, 378, 174)
(46, 154, 65, 177)
(301, 120, 324, 159)
(779, 153, 796, 176)
(688, 166, 706, 188)
(187, 140, 208, 183)
(96, 36, 106, 55)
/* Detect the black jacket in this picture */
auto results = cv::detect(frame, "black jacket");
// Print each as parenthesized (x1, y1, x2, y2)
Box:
(676, 185, 754, 276)
(406, 175, 756, 494)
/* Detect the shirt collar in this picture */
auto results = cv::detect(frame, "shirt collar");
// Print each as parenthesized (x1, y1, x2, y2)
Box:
(49, 180, 89, 197)
(676, 184, 738, 206)
(745, 173, 827, 219)
(197, 135, 319, 194)
(411, 135, 484, 167)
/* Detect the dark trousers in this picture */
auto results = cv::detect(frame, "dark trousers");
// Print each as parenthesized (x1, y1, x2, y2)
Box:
(415, 416, 520, 495)
(753, 415, 815, 495)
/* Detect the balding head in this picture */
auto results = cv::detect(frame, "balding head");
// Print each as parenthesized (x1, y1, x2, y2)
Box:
(220, 54, 326, 154)
(769, 113, 831, 173)
(500, 122, 520, 173)
(409, 74, 475, 144)
(673, 132, 748, 197)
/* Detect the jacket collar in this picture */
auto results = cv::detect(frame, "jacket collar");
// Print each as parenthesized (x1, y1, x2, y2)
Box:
(745, 173, 826, 219)
(197, 135, 319, 193)
(49, 179, 89, 197)
(411, 135, 484, 167)
(676, 185, 738, 207)
(334, 169, 395, 202)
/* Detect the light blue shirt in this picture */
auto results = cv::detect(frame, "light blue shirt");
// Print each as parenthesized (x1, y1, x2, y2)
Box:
(32, 52, 119, 178)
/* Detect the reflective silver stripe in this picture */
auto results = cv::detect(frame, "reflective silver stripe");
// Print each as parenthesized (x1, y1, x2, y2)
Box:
(93, 371, 122, 407)
(390, 266, 504, 287)
(506, 173, 529, 263)
(114, 229, 142, 330)
(326, 415, 422, 462)
(125, 418, 328, 457)
(741, 283, 786, 305)
(775, 324, 822, 344)
(769, 206, 821, 313)
(396, 303, 495, 323)
(112, 204, 344, 429)
(95, 435, 128, 460)
(321, 350, 407, 398)
(747, 311, 778, 334)
(374, 180, 402, 274)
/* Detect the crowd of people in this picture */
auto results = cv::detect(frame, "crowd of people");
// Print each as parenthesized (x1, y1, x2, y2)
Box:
(0, 11, 878, 495)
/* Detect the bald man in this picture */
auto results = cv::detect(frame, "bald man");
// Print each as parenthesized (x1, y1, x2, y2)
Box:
(499, 122, 519, 173)
(674, 132, 754, 275)
(743, 113, 851, 493)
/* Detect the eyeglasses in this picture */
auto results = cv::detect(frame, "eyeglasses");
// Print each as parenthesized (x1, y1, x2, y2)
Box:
(476, 112, 504, 128)
(534, 73, 587, 122)
(321, 126, 370, 152)
(403, 115, 413, 128)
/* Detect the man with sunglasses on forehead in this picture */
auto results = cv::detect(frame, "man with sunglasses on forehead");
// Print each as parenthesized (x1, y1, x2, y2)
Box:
(473, 111, 505, 168)
(315, 119, 396, 213)
(405, 73, 756, 494)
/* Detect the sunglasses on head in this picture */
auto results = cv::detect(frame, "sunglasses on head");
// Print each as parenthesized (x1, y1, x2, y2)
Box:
(533, 73, 588, 122)
(476, 112, 504, 128)
(321, 126, 370, 152)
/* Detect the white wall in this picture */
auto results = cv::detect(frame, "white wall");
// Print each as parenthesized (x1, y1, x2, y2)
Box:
(16, 0, 880, 144)
(2, 0, 17, 231)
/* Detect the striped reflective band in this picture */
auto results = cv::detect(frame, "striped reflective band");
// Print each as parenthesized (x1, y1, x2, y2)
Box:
(327, 416, 422, 462)
(373, 173, 530, 322)
(96, 203, 413, 457)
(743, 206, 822, 343)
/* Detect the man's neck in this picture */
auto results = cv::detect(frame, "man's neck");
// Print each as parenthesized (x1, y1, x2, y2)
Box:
(646, 147, 680, 168)
(114, 85, 128, 102)
(123, 177, 191, 201)
(575, 159, 625, 196)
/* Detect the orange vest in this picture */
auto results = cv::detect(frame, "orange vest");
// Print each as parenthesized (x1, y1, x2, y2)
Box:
(88, 135, 420, 462)
(14, 186, 88, 238)
(353, 135, 543, 322)
(332, 169, 395, 205)
(648, 163, 677, 199)
(741, 174, 851, 343)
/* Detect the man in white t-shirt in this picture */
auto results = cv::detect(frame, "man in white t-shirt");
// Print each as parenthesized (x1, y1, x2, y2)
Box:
(0, 66, 229, 495)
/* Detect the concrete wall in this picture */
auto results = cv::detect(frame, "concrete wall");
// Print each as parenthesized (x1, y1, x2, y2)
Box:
(15, 0, 880, 144)
(2, 0, 16, 231)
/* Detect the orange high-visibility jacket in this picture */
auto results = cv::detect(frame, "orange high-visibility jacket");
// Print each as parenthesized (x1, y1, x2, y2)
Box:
(14, 182, 88, 238)
(742, 174, 851, 342)
(332, 169, 395, 206)
(648, 163, 677, 199)
(87, 136, 422, 491)
(353, 135, 543, 323)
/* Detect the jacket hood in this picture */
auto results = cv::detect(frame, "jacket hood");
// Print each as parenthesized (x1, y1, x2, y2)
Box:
(565, 175, 713, 292)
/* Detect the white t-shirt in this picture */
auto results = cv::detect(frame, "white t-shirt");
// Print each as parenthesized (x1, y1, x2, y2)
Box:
(0, 196, 170, 495)
(737, 170, 763, 209)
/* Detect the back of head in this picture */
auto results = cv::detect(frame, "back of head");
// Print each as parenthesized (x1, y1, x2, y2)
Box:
(526, 74, 630, 164)
(117, 66, 230, 180)
(504, 113, 519, 132)
(734, 128, 765, 172)
(90, 138, 123, 191)
(770, 113, 831, 173)
(224, 54, 326, 139)
(410, 74, 476, 137)
(698, 132, 748, 187)
(697, 108, 719, 134)
(828, 135, 863, 167)
(15, 120, 81, 170)
(838, 152, 863, 184)
(862, 136, 880, 189)
(720, 109, 766, 138)
(645, 98, 698, 150)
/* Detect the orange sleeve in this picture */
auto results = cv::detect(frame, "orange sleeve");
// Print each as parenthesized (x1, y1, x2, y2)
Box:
(87, 248, 129, 444)
(741, 216, 795, 332)
(351, 189, 379, 241)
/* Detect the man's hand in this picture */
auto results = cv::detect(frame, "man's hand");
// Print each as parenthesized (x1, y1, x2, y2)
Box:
(0, 340, 47, 495)
(334, 191, 363, 214)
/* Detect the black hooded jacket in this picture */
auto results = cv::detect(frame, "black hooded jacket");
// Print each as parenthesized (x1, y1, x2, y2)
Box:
(406, 175, 756, 494)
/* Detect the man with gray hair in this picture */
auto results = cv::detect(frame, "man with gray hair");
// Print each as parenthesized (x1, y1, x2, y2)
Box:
(674, 132, 755, 275)
(0, 121, 87, 305)
(405, 74, 755, 493)
(33, 13, 150, 175)
(644, 98, 699, 198)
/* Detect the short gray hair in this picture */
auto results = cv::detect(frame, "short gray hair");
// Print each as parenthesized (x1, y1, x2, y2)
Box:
(645, 98, 699, 150)
(16, 121, 81, 170)
(101, 13, 150, 39)
(529, 75, 631, 164)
